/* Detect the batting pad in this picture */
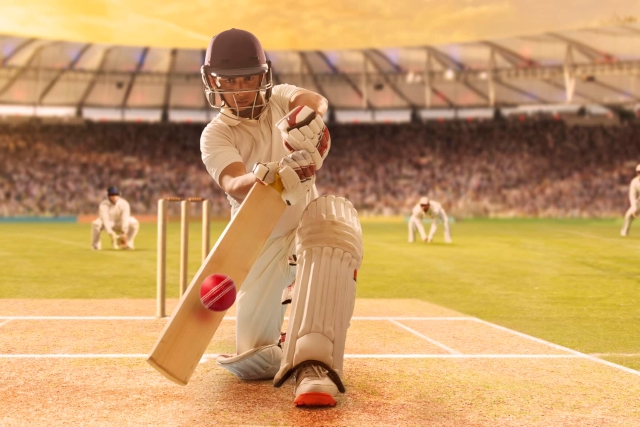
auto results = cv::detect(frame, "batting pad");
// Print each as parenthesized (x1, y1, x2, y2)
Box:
(273, 195, 363, 392)
(216, 344, 282, 380)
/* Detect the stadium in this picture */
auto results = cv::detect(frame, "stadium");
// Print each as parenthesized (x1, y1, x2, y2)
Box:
(1, 2, 640, 425)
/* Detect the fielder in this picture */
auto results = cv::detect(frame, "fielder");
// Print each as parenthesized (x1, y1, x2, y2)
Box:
(91, 186, 139, 250)
(408, 196, 451, 243)
(621, 163, 640, 237)
(199, 29, 362, 407)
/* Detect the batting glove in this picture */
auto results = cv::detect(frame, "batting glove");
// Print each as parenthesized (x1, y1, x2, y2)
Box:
(276, 106, 331, 170)
(252, 150, 316, 206)
(278, 150, 316, 205)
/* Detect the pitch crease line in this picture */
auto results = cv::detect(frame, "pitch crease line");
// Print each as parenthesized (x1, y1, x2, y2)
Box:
(0, 319, 11, 328)
(0, 354, 150, 359)
(0, 354, 583, 360)
(389, 319, 461, 354)
(472, 318, 640, 377)
(0, 316, 157, 320)
(0, 315, 474, 321)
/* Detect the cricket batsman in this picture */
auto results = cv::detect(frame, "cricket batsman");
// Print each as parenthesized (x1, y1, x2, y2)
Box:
(91, 186, 139, 250)
(621, 163, 640, 237)
(408, 196, 451, 243)
(199, 28, 363, 407)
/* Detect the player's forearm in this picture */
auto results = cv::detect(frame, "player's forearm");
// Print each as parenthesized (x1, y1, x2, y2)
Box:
(221, 172, 259, 203)
(289, 90, 328, 116)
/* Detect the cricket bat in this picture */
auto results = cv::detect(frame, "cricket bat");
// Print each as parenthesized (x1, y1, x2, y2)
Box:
(147, 178, 285, 385)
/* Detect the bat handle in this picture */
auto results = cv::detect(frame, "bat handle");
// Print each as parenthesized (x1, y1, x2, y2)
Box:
(271, 173, 284, 194)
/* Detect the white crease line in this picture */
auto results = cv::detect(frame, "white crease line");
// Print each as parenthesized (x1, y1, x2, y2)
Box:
(472, 318, 640, 377)
(0, 354, 149, 359)
(389, 319, 461, 354)
(0, 353, 582, 360)
(0, 316, 472, 321)
(0, 319, 12, 328)
(0, 316, 158, 320)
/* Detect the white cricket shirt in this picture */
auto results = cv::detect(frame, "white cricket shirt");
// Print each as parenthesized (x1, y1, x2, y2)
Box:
(200, 84, 317, 238)
(412, 201, 447, 221)
(630, 176, 640, 209)
(98, 198, 132, 233)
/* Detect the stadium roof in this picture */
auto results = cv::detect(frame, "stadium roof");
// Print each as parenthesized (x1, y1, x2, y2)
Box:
(0, 1, 638, 51)
(0, 24, 639, 123)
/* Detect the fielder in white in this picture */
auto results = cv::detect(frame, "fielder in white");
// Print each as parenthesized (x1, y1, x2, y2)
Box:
(408, 196, 451, 243)
(199, 29, 362, 408)
(621, 163, 640, 237)
(91, 186, 139, 250)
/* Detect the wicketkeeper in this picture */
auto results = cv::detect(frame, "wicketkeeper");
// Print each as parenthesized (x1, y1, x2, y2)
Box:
(621, 163, 640, 237)
(408, 196, 451, 243)
(91, 186, 139, 250)
(199, 29, 362, 407)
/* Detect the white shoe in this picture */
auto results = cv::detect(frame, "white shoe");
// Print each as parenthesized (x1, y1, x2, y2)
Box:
(293, 364, 338, 407)
(91, 244, 101, 250)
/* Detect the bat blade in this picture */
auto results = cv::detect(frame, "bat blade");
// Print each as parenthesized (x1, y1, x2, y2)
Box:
(147, 181, 285, 385)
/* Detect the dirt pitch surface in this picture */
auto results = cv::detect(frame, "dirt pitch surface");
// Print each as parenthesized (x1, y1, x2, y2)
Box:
(1, 298, 639, 427)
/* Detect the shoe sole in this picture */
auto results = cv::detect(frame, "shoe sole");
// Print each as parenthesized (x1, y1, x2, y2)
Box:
(294, 392, 336, 407)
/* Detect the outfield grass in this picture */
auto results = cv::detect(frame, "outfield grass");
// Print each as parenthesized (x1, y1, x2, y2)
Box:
(1, 218, 639, 370)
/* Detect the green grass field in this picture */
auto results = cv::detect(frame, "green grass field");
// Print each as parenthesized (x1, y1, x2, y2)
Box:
(1, 218, 639, 370)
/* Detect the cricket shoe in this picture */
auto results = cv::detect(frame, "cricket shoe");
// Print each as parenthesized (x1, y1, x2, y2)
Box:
(293, 364, 338, 407)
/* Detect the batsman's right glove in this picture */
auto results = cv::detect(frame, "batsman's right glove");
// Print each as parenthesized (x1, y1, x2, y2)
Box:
(252, 150, 315, 206)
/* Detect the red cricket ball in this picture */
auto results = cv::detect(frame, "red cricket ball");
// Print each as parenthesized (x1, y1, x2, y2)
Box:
(200, 274, 236, 312)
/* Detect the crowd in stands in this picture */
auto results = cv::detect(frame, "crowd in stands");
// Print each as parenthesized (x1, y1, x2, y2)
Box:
(1, 118, 639, 219)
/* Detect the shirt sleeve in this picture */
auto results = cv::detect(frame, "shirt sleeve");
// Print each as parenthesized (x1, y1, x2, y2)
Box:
(269, 84, 302, 115)
(200, 122, 243, 185)
(99, 202, 114, 234)
(631, 180, 639, 209)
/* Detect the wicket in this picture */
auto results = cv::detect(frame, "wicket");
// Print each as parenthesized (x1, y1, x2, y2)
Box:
(156, 197, 211, 318)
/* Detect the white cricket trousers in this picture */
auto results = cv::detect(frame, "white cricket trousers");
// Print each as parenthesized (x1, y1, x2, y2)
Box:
(235, 230, 296, 354)
(91, 217, 140, 249)
(428, 219, 452, 243)
(621, 206, 639, 236)
(408, 216, 427, 242)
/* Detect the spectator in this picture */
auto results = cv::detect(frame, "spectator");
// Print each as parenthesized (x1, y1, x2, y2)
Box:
(1, 119, 639, 219)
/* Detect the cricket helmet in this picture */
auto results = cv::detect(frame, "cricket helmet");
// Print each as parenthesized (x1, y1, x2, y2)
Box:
(107, 186, 120, 196)
(201, 28, 273, 120)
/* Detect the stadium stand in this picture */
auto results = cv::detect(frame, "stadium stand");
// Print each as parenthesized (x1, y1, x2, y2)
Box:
(1, 118, 639, 218)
